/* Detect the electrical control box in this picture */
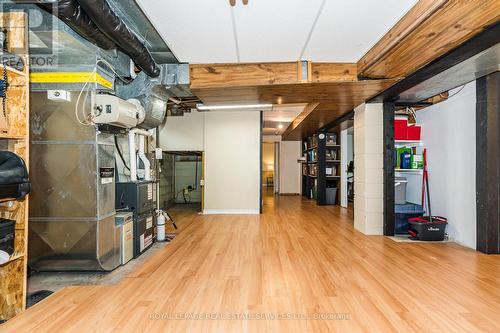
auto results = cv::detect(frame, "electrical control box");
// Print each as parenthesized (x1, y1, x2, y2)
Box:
(135, 210, 154, 257)
(93, 94, 144, 128)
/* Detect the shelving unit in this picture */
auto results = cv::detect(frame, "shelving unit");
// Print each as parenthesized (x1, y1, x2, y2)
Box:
(301, 132, 341, 205)
(0, 11, 30, 321)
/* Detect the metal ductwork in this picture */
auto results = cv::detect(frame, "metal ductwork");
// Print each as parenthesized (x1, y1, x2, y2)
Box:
(116, 63, 190, 129)
(77, 0, 160, 77)
(36, 0, 115, 50)
(33, 0, 160, 78)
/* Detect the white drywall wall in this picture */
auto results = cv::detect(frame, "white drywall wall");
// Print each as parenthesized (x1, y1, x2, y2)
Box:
(203, 111, 261, 214)
(279, 141, 302, 194)
(416, 82, 476, 249)
(159, 110, 204, 151)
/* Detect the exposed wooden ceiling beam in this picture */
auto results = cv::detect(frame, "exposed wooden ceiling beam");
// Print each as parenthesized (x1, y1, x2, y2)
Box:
(190, 62, 301, 89)
(190, 61, 358, 89)
(358, 0, 500, 79)
(357, 0, 448, 76)
(190, 1, 500, 140)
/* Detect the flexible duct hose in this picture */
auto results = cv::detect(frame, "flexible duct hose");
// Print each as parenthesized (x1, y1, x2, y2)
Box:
(76, 0, 160, 77)
(36, 0, 116, 50)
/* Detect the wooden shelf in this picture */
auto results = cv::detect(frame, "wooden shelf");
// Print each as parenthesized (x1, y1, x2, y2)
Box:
(395, 169, 423, 174)
(326, 144, 340, 147)
(326, 175, 341, 178)
(0, 11, 29, 322)
(326, 160, 340, 163)
(0, 254, 25, 267)
(304, 146, 318, 151)
(0, 134, 25, 140)
(395, 140, 422, 147)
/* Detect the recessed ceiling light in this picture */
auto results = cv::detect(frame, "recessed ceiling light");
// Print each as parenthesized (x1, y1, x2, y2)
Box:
(196, 103, 272, 111)
(278, 124, 284, 129)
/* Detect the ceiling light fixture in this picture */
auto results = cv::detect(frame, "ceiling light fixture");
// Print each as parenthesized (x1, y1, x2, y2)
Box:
(196, 103, 272, 111)
(278, 124, 284, 129)
(229, 0, 248, 6)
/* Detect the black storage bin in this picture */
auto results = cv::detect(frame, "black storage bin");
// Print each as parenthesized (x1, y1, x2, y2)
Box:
(395, 203, 425, 234)
(0, 218, 15, 255)
(408, 216, 447, 241)
(0, 151, 31, 201)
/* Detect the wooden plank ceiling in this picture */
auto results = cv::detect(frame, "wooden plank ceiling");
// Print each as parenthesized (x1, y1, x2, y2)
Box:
(189, 0, 500, 140)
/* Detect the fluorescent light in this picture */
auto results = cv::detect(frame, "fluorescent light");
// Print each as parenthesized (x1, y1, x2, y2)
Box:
(196, 103, 272, 111)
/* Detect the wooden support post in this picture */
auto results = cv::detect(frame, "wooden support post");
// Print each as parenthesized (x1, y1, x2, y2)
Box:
(476, 71, 500, 254)
(383, 102, 395, 236)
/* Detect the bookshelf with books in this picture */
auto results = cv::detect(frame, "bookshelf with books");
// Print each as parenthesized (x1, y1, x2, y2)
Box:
(301, 132, 341, 205)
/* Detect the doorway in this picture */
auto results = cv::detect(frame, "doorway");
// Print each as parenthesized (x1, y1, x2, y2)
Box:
(161, 151, 203, 213)
(262, 142, 275, 204)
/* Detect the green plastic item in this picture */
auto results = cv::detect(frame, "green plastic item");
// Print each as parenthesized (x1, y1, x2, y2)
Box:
(411, 154, 424, 169)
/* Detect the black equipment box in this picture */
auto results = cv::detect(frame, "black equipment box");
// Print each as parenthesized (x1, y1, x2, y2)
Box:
(115, 181, 156, 215)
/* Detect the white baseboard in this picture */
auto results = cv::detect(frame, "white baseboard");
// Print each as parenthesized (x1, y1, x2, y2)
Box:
(203, 209, 260, 215)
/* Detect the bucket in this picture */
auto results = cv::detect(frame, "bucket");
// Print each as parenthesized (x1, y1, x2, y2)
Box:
(408, 216, 447, 241)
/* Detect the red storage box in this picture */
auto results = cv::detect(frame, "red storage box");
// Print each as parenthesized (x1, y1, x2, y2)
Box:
(394, 118, 408, 140)
(407, 125, 421, 140)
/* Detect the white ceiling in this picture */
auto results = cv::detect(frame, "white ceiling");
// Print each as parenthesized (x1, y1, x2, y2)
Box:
(137, 0, 418, 64)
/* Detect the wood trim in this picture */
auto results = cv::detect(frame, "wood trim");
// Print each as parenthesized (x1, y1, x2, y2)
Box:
(311, 63, 357, 82)
(189, 62, 300, 89)
(358, 0, 448, 75)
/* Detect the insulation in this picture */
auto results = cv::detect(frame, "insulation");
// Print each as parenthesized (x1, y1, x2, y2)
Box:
(77, 0, 160, 77)
(36, 0, 116, 50)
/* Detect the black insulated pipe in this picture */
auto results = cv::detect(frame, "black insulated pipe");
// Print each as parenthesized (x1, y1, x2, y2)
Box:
(36, 0, 116, 50)
(76, 0, 160, 78)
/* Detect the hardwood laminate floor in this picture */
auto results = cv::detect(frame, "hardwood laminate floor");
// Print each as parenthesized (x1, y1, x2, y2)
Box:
(2, 195, 500, 332)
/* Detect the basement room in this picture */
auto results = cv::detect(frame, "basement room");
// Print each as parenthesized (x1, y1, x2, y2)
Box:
(0, 0, 499, 332)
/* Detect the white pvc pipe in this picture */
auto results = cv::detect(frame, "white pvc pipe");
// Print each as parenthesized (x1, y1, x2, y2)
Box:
(128, 128, 153, 182)
(138, 135, 151, 181)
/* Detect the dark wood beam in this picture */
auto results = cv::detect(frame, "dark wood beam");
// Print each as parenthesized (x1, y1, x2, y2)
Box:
(383, 102, 396, 236)
(476, 71, 500, 254)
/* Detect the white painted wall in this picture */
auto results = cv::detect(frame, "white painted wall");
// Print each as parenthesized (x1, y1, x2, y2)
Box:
(159, 110, 204, 151)
(279, 141, 302, 194)
(203, 111, 261, 214)
(416, 82, 476, 249)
